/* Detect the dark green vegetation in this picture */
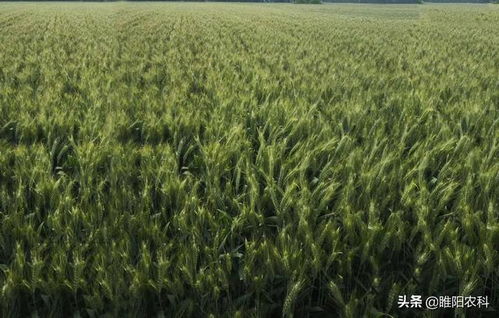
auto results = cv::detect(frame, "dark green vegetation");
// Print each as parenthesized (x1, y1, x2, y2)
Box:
(0, 3, 498, 317)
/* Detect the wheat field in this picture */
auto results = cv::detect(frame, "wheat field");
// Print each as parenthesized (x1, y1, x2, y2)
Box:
(0, 3, 498, 317)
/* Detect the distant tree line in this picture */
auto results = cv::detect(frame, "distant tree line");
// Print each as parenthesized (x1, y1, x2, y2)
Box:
(321, 0, 418, 3)
(321, 0, 490, 2)
(421, 0, 490, 2)
(1, 0, 492, 3)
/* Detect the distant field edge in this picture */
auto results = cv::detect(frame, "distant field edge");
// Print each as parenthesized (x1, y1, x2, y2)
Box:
(0, 0, 495, 3)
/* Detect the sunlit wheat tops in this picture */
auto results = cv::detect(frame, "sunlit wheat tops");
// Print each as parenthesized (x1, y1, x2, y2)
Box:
(0, 3, 498, 317)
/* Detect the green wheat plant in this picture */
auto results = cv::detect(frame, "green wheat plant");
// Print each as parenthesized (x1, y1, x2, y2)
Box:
(0, 2, 498, 317)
